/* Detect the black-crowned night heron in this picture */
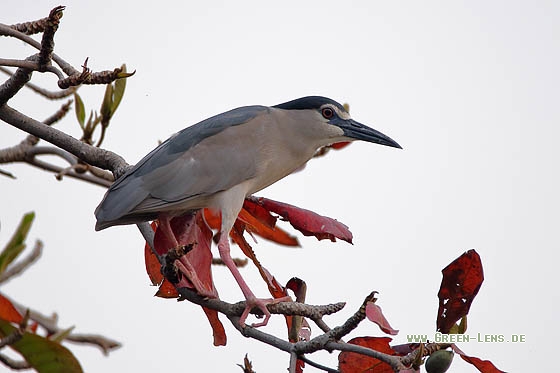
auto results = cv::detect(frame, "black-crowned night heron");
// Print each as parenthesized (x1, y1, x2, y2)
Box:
(95, 96, 401, 327)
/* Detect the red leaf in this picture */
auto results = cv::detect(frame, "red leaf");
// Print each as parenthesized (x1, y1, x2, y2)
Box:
(202, 306, 227, 346)
(202, 208, 220, 230)
(151, 213, 225, 344)
(238, 204, 299, 246)
(154, 279, 179, 298)
(0, 294, 23, 324)
(153, 213, 217, 297)
(451, 344, 506, 373)
(286, 277, 306, 303)
(251, 197, 353, 243)
(242, 199, 277, 228)
(365, 302, 399, 335)
(339, 337, 398, 373)
(144, 222, 163, 286)
(437, 249, 484, 333)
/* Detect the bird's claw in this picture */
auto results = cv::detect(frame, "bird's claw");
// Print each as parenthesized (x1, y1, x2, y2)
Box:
(239, 295, 292, 328)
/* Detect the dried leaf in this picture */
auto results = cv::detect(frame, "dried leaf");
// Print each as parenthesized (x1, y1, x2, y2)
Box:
(437, 250, 484, 333)
(144, 222, 163, 286)
(365, 302, 399, 335)
(0, 294, 23, 323)
(252, 197, 353, 243)
(451, 344, 506, 373)
(202, 307, 227, 346)
(339, 337, 397, 373)
(238, 205, 299, 246)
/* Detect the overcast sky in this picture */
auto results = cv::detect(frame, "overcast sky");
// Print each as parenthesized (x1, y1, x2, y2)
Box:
(2, 1, 558, 372)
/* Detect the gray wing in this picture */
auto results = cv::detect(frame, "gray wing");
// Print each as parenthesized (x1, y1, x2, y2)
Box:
(95, 105, 268, 230)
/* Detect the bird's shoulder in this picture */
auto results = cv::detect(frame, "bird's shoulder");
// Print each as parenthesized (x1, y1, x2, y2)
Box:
(110, 105, 269, 187)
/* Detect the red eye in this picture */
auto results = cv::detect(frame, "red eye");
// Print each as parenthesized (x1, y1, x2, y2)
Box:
(322, 107, 334, 119)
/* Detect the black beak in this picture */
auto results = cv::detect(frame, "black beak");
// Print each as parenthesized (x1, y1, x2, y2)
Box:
(340, 119, 402, 149)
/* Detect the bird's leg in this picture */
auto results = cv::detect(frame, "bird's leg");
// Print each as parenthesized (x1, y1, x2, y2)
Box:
(217, 233, 290, 327)
(158, 215, 215, 298)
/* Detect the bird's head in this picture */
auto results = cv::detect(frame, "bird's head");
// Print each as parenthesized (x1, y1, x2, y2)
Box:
(273, 96, 402, 149)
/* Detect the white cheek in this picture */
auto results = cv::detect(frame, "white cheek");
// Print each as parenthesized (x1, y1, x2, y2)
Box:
(324, 123, 345, 138)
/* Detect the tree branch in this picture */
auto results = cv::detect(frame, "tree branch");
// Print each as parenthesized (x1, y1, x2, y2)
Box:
(0, 104, 129, 177)
(0, 21, 78, 76)
(10, 301, 121, 355)
(37, 6, 64, 71)
(0, 66, 76, 99)
(0, 353, 30, 370)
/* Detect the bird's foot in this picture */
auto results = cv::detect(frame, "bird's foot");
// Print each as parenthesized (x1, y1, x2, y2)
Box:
(240, 295, 292, 328)
(174, 258, 216, 299)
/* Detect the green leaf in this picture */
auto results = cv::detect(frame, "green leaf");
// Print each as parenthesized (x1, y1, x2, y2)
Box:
(100, 84, 113, 120)
(73, 93, 85, 128)
(0, 212, 35, 275)
(110, 64, 127, 116)
(0, 319, 83, 373)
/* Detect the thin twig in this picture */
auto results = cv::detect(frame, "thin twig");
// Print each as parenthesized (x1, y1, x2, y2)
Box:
(28, 146, 77, 165)
(0, 353, 30, 370)
(0, 328, 23, 348)
(399, 342, 451, 367)
(298, 355, 339, 372)
(326, 341, 404, 372)
(289, 351, 298, 373)
(0, 104, 129, 178)
(10, 301, 121, 355)
(0, 168, 15, 179)
(0, 67, 76, 99)
(27, 157, 112, 187)
(0, 21, 78, 76)
(0, 55, 35, 105)
(0, 240, 42, 284)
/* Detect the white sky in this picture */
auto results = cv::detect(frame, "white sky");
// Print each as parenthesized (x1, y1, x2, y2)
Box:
(2, 1, 558, 372)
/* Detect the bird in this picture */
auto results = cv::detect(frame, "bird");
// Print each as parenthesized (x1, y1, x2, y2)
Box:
(95, 96, 401, 327)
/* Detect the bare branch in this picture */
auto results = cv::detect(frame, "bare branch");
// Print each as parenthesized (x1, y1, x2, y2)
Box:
(38, 6, 65, 71)
(27, 157, 112, 187)
(289, 351, 298, 373)
(0, 353, 30, 370)
(0, 68, 76, 99)
(0, 56, 35, 105)
(0, 328, 23, 348)
(325, 341, 403, 371)
(65, 334, 121, 356)
(0, 22, 78, 76)
(8, 9, 57, 35)
(0, 168, 15, 179)
(298, 355, 339, 372)
(10, 301, 121, 355)
(399, 342, 451, 368)
(0, 56, 65, 80)
(329, 291, 376, 341)
(0, 240, 42, 285)
(57, 59, 135, 89)
(0, 104, 129, 177)
(42, 100, 73, 124)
